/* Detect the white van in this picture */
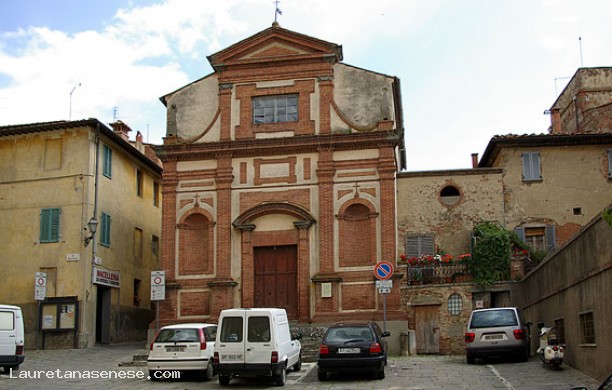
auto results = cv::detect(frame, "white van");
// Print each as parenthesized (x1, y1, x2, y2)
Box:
(213, 308, 302, 386)
(0, 305, 25, 373)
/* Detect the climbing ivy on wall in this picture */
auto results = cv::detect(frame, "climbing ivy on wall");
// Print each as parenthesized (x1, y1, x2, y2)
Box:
(603, 207, 612, 228)
(466, 222, 512, 287)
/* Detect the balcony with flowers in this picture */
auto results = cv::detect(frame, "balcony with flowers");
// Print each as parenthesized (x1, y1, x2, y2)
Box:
(399, 253, 472, 285)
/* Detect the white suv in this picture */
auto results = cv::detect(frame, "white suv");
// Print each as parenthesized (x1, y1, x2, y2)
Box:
(148, 323, 217, 381)
(465, 307, 530, 364)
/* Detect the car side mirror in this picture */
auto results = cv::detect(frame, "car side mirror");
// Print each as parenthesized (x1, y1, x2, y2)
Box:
(381, 331, 390, 338)
(292, 333, 302, 341)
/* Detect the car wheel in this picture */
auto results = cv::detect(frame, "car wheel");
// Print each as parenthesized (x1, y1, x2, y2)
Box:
(294, 354, 302, 372)
(521, 348, 530, 362)
(317, 368, 328, 381)
(376, 366, 385, 380)
(274, 364, 287, 386)
(219, 374, 230, 386)
(201, 362, 214, 381)
(466, 352, 476, 365)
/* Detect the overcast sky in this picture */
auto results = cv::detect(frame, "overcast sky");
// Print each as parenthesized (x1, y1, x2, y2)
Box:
(1, 0, 611, 171)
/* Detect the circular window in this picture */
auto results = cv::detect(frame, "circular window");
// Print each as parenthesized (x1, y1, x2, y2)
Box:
(448, 293, 463, 316)
(439, 185, 461, 206)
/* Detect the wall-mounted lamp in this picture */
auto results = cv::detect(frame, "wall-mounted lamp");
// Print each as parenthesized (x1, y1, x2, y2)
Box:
(84, 217, 98, 246)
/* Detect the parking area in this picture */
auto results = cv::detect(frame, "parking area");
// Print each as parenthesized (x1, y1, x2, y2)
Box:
(0, 342, 603, 390)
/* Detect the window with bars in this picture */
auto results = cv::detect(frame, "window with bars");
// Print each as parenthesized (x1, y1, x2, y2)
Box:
(579, 311, 595, 344)
(447, 294, 463, 315)
(40, 208, 60, 243)
(522, 151, 541, 181)
(252, 94, 298, 124)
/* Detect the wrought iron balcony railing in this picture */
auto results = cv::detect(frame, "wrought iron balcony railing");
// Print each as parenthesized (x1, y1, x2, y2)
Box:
(406, 263, 471, 285)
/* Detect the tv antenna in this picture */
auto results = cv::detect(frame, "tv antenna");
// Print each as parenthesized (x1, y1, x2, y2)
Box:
(578, 36, 584, 67)
(69, 83, 81, 121)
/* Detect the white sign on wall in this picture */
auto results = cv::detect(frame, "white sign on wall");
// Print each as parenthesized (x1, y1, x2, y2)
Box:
(35, 272, 46, 300)
(93, 266, 120, 288)
(151, 271, 166, 301)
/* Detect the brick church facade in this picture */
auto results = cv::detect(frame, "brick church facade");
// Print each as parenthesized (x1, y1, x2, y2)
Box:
(154, 23, 406, 326)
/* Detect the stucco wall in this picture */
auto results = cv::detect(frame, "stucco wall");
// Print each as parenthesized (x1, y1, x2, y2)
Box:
(0, 125, 161, 349)
(500, 144, 611, 244)
(396, 169, 504, 257)
(332, 64, 395, 132)
(512, 211, 612, 382)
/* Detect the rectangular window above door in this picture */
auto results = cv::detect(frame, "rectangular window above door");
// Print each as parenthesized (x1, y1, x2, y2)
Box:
(252, 94, 298, 124)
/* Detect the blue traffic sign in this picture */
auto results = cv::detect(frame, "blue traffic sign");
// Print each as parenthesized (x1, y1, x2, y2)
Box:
(374, 261, 394, 280)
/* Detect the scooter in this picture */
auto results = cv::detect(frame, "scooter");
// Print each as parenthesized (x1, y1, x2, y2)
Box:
(537, 326, 564, 370)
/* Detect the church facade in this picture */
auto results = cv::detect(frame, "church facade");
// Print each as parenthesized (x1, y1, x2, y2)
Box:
(154, 23, 406, 326)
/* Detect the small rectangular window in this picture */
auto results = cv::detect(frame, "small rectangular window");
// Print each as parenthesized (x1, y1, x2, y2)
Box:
(522, 151, 541, 181)
(40, 208, 60, 243)
(579, 311, 595, 344)
(133, 279, 141, 306)
(248, 316, 271, 342)
(134, 228, 143, 259)
(0, 312, 15, 331)
(102, 145, 112, 178)
(220, 316, 243, 343)
(152, 235, 159, 256)
(252, 94, 298, 124)
(608, 149, 612, 178)
(153, 181, 160, 206)
(554, 318, 565, 345)
(136, 169, 143, 197)
(100, 213, 111, 247)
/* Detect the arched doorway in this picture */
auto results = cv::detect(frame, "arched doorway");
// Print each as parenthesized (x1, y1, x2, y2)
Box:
(233, 203, 315, 321)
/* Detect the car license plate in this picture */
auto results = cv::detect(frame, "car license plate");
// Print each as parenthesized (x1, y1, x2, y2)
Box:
(166, 346, 185, 352)
(485, 334, 503, 340)
(221, 354, 243, 360)
(338, 348, 360, 354)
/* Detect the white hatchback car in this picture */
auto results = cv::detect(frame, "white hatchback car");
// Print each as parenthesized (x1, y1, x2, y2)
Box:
(148, 323, 217, 381)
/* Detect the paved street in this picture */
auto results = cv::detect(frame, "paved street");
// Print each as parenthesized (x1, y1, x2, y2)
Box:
(0, 342, 603, 390)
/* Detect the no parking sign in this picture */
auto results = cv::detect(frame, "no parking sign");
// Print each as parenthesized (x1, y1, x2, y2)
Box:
(374, 261, 394, 281)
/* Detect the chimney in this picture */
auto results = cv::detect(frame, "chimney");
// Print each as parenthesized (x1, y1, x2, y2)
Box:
(109, 120, 132, 141)
(471, 153, 479, 168)
(135, 131, 144, 153)
(550, 108, 562, 134)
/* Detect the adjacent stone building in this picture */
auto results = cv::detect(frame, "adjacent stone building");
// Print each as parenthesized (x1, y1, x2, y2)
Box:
(396, 67, 612, 357)
(0, 119, 162, 348)
(154, 23, 406, 336)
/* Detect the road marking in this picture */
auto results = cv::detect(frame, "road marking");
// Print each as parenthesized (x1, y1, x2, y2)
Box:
(487, 365, 516, 390)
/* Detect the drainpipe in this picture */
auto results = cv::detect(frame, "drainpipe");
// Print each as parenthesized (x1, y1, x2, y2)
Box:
(91, 123, 100, 281)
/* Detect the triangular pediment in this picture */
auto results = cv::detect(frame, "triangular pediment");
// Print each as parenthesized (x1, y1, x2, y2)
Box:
(207, 24, 342, 71)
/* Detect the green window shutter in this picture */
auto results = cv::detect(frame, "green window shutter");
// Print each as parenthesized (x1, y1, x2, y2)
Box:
(100, 213, 111, 246)
(40, 208, 60, 243)
(103, 145, 112, 178)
